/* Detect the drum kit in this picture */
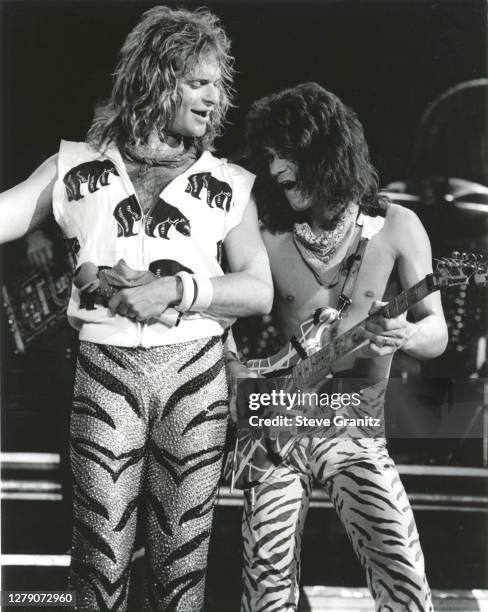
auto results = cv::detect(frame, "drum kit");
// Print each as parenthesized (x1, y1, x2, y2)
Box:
(381, 177, 488, 215)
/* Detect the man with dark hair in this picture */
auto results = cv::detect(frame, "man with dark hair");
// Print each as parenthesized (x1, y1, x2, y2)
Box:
(0, 6, 272, 610)
(227, 82, 447, 611)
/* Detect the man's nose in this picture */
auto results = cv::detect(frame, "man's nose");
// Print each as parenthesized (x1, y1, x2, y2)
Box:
(202, 83, 219, 106)
(269, 156, 286, 178)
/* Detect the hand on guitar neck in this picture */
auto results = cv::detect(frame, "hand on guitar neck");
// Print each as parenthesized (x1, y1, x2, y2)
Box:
(356, 299, 413, 358)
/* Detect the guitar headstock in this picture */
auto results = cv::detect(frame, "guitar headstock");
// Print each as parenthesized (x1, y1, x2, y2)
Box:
(433, 252, 488, 288)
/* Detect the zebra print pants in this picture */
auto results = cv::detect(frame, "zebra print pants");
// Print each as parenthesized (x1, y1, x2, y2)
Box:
(241, 438, 433, 612)
(68, 337, 228, 611)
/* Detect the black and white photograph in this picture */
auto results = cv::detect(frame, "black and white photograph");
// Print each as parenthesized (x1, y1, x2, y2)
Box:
(0, 1, 487, 610)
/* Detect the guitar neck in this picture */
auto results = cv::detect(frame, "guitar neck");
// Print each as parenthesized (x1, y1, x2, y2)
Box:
(380, 274, 435, 318)
(293, 273, 436, 384)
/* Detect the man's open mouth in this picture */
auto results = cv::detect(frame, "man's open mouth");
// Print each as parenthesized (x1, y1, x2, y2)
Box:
(279, 180, 297, 191)
(192, 110, 209, 118)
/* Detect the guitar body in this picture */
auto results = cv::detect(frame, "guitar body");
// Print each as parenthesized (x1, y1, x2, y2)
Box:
(228, 308, 339, 489)
(246, 308, 336, 376)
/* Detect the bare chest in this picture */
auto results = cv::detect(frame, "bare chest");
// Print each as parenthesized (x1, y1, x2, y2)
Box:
(269, 233, 396, 338)
(125, 163, 187, 214)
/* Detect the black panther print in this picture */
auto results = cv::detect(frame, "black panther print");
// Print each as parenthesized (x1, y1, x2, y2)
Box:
(185, 173, 233, 212)
(145, 198, 191, 239)
(149, 259, 194, 278)
(113, 196, 142, 237)
(63, 160, 119, 202)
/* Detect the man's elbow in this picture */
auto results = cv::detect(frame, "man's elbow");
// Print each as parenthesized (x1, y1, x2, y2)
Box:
(262, 289, 274, 315)
(244, 266, 273, 315)
(434, 326, 449, 358)
(254, 282, 273, 315)
(433, 318, 449, 357)
(419, 325, 449, 360)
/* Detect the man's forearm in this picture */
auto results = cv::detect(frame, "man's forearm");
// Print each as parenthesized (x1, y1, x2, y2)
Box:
(105, 266, 273, 322)
(402, 315, 448, 360)
(208, 272, 273, 318)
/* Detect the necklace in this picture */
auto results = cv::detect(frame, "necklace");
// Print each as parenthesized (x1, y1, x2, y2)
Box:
(293, 243, 345, 288)
(293, 203, 358, 287)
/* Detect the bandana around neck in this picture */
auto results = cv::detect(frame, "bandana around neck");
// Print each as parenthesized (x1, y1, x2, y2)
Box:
(292, 203, 359, 286)
(121, 140, 197, 168)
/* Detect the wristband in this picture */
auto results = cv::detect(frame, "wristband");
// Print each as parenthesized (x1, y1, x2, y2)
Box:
(175, 271, 195, 312)
(190, 275, 214, 311)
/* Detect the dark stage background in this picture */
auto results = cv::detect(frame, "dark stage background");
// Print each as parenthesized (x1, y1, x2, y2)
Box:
(1, 1, 487, 609)
(0, 0, 486, 186)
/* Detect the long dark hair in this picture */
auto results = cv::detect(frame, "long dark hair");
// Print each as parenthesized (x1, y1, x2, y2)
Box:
(87, 6, 234, 153)
(245, 82, 382, 231)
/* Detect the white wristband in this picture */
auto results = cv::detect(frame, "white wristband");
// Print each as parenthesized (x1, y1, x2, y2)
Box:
(175, 271, 195, 312)
(191, 275, 214, 311)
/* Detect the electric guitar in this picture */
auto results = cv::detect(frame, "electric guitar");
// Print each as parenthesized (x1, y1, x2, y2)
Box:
(228, 253, 488, 489)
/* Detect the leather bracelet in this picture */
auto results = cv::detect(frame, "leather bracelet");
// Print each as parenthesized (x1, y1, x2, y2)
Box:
(175, 271, 194, 312)
(191, 275, 214, 311)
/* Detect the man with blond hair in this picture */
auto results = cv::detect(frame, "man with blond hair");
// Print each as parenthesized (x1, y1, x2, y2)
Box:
(0, 7, 272, 610)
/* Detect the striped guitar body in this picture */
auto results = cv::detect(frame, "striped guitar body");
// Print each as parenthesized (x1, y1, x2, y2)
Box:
(228, 253, 488, 489)
(227, 309, 340, 488)
(246, 307, 339, 377)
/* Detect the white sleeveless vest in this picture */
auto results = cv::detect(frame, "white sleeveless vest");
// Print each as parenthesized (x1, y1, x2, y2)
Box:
(52, 140, 255, 347)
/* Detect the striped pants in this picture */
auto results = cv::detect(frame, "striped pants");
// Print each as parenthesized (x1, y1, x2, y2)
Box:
(241, 438, 433, 612)
(68, 337, 228, 611)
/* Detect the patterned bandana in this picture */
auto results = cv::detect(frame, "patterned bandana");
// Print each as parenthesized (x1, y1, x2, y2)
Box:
(121, 141, 197, 168)
(292, 203, 358, 285)
(122, 143, 198, 204)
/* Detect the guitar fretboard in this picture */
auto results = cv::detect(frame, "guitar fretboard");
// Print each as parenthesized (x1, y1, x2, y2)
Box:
(292, 273, 435, 384)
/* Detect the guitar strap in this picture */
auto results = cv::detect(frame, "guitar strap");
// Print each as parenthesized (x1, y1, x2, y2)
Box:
(335, 210, 386, 317)
(296, 208, 386, 358)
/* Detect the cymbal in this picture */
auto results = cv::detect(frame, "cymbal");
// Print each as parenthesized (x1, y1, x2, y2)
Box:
(448, 187, 488, 214)
(380, 191, 421, 203)
(445, 179, 488, 213)
(452, 200, 488, 214)
(381, 179, 488, 214)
